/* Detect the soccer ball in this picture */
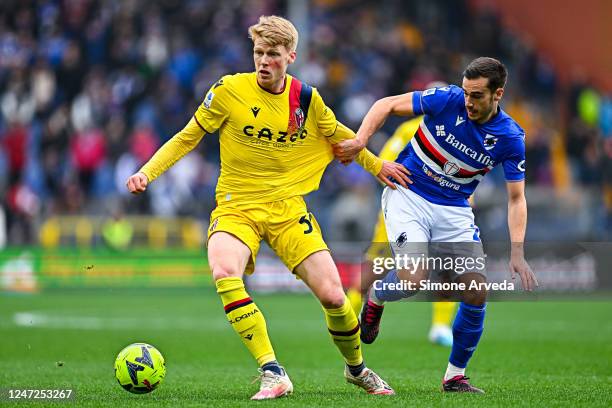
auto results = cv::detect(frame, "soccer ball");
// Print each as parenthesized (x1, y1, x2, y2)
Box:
(114, 343, 166, 394)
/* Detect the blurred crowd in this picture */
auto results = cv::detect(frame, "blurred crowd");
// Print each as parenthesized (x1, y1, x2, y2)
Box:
(0, 0, 609, 245)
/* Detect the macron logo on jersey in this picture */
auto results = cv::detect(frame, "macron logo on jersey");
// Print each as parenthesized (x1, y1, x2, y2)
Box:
(456, 115, 465, 126)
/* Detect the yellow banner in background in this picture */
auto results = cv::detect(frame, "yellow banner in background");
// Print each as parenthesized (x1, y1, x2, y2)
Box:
(0, 248, 211, 290)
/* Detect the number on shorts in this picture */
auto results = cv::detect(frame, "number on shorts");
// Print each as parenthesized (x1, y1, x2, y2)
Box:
(299, 214, 313, 234)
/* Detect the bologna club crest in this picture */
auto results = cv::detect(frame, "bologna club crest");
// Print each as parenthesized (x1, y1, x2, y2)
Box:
(294, 107, 305, 130)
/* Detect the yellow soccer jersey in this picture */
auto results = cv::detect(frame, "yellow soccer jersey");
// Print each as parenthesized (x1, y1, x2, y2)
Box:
(378, 117, 422, 161)
(140, 72, 382, 204)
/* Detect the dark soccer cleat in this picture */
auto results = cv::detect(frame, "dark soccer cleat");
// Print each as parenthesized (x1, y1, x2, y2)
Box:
(359, 300, 384, 344)
(442, 375, 485, 394)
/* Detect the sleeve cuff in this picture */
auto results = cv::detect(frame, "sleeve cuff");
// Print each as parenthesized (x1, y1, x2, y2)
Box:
(355, 148, 383, 176)
(412, 91, 423, 115)
(138, 167, 155, 183)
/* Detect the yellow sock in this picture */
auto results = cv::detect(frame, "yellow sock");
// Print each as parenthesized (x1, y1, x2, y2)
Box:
(432, 301, 457, 326)
(216, 277, 276, 366)
(347, 288, 362, 315)
(323, 297, 363, 366)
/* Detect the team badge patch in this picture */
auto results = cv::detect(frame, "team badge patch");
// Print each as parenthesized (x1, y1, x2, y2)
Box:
(396, 232, 408, 248)
(443, 161, 460, 176)
(484, 134, 498, 150)
(203, 91, 215, 109)
(294, 107, 305, 129)
(287, 78, 312, 135)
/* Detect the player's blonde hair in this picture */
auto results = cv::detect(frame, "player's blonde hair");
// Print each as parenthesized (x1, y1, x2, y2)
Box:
(248, 15, 298, 52)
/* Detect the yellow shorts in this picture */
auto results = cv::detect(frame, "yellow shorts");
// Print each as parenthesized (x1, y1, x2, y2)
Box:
(207, 196, 328, 274)
(365, 211, 392, 261)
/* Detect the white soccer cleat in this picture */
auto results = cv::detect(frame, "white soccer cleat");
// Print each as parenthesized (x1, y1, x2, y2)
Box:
(250, 368, 293, 400)
(344, 366, 395, 395)
(428, 324, 453, 347)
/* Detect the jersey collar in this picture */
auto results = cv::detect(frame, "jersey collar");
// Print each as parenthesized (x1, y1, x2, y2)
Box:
(255, 73, 290, 96)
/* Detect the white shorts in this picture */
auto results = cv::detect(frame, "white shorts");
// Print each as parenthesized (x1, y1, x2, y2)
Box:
(381, 186, 485, 277)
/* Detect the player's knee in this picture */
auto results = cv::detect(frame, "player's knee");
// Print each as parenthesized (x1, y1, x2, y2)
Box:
(462, 288, 487, 306)
(457, 273, 487, 305)
(211, 263, 242, 281)
(318, 287, 347, 309)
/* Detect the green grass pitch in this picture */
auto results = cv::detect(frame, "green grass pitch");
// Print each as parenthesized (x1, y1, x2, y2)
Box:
(1, 289, 611, 407)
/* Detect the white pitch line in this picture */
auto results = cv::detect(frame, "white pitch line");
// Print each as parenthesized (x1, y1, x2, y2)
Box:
(8, 311, 325, 331)
(11, 312, 225, 331)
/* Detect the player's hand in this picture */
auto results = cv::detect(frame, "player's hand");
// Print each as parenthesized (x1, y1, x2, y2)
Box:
(332, 138, 365, 162)
(126, 172, 149, 194)
(509, 254, 538, 291)
(378, 161, 412, 189)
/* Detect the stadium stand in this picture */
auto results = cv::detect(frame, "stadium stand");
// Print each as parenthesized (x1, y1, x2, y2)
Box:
(0, 0, 609, 246)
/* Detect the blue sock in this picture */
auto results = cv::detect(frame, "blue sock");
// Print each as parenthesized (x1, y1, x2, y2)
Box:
(347, 361, 366, 377)
(449, 302, 486, 368)
(374, 269, 413, 302)
(261, 361, 283, 375)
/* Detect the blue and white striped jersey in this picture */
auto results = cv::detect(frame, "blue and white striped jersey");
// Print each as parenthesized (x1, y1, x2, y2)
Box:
(395, 85, 526, 207)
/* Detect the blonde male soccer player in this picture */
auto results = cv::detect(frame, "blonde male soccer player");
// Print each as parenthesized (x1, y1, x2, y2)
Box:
(349, 115, 457, 347)
(126, 16, 410, 400)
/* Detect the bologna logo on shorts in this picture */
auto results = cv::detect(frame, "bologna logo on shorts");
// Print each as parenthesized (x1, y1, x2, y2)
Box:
(443, 161, 460, 176)
(396, 232, 408, 248)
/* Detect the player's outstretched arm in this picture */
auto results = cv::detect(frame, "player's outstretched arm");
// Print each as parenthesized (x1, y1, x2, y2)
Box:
(329, 122, 412, 189)
(353, 148, 412, 190)
(125, 117, 206, 195)
(506, 180, 538, 291)
(334, 92, 415, 162)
